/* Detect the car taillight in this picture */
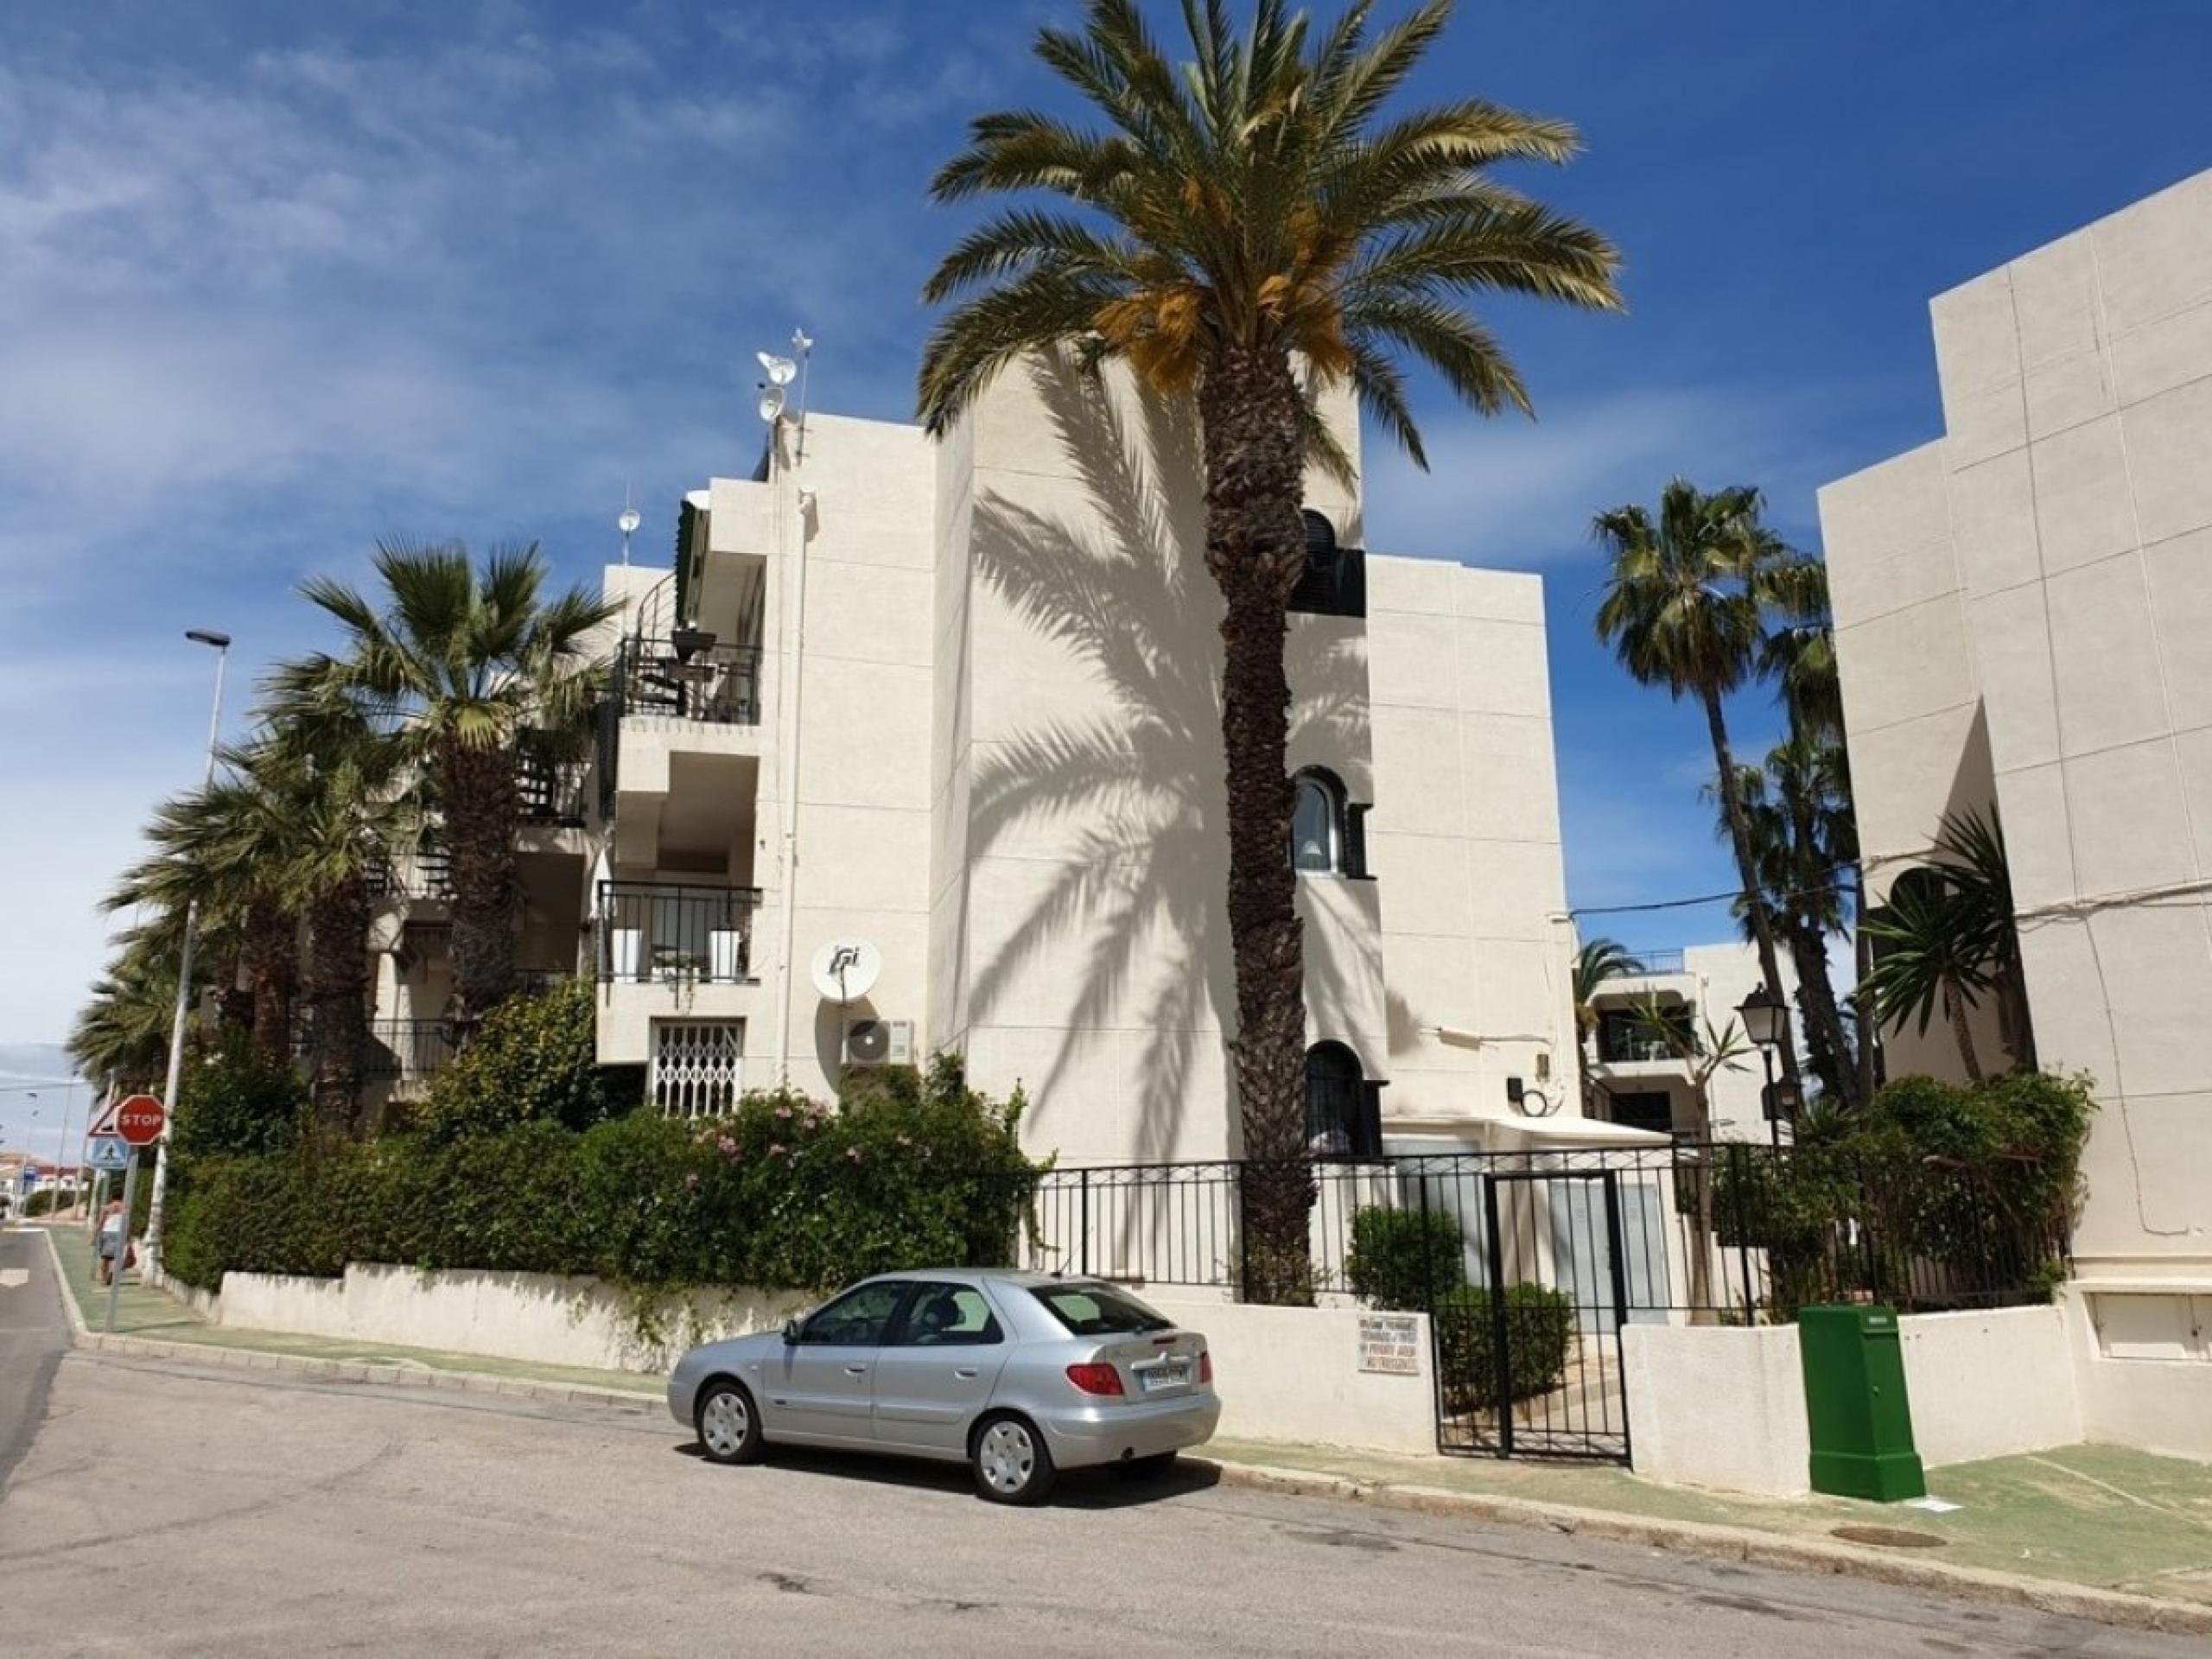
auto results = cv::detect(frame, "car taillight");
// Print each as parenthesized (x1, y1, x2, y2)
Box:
(1065, 1363, 1124, 1396)
(1199, 1350, 1213, 1385)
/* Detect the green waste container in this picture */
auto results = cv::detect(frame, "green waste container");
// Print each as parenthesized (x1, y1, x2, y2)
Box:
(1797, 1304, 1927, 1502)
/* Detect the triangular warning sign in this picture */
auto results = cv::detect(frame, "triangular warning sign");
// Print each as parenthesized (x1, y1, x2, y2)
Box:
(86, 1096, 121, 1137)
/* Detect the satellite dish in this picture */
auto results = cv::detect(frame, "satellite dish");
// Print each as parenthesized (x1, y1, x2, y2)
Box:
(810, 938, 881, 1005)
(758, 385, 786, 423)
(757, 351, 798, 386)
(617, 506, 641, 536)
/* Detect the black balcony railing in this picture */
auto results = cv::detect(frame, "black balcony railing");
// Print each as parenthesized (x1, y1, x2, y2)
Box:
(596, 881, 762, 983)
(291, 1018, 454, 1095)
(613, 637, 762, 726)
(365, 849, 453, 900)
(518, 752, 590, 826)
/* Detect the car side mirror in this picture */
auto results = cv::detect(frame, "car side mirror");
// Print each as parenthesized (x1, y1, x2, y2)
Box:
(781, 1319, 801, 1345)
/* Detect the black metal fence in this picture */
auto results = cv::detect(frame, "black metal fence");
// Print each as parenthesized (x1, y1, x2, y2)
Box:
(595, 881, 762, 983)
(1021, 1144, 2069, 1461)
(518, 753, 590, 825)
(365, 848, 453, 900)
(1024, 1143, 2068, 1323)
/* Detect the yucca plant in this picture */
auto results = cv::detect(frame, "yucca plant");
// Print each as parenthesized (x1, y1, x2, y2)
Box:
(918, 0, 1620, 1300)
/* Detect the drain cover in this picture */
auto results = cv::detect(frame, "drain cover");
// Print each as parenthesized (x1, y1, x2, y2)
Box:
(1832, 1525, 1946, 1549)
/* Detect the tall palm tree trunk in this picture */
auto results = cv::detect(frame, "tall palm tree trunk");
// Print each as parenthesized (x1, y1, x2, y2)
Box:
(242, 898, 297, 1061)
(1783, 785, 1859, 1109)
(1700, 688, 1801, 1096)
(1942, 977, 1985, 1084)
(443, 740, 521, 1022)
(304, 874, 371, 1135)
(1200, 343, 1313, 1307)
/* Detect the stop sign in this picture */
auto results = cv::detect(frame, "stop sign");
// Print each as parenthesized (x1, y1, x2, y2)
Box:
(114, 1094, 167, 1147)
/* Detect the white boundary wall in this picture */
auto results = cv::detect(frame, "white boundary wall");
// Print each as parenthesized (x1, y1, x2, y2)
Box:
(1624, 1306, 2082, 1497)
(1154, 1295, 1438, 1455)
(2061, 1286, 2212, 1462)
(217, 1265, 809, 1375)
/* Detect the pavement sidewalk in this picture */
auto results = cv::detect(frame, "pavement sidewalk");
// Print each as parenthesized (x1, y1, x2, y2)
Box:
(28, 1223, 2212, 1635)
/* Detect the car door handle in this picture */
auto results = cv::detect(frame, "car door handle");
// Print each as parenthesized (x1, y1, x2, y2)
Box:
(955, 1368, 980, 1379)
(844, 1364, 868, 1376)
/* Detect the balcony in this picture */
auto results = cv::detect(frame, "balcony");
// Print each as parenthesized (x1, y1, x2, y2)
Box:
(596, 881, 763, 984)
(292, 1019, 455, 1098)
(1595, 1007, 1694, 1068)
(613, 636, 761, 727)
(518, 753, 590, 827)
(365, 849, 453, 901)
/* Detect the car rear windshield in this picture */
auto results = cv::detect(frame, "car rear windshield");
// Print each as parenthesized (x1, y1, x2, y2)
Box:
(1029, 1282, 1174, 1336)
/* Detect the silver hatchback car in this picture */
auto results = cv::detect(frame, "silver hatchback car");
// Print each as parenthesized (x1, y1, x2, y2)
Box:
(667, 1270, 1220, 1503)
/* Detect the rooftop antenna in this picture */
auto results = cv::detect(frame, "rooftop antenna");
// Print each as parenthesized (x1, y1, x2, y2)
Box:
(753, 330, 815, 456)
(617, 484, 640, 568)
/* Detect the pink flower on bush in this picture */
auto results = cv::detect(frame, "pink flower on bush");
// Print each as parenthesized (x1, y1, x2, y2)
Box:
(683, 1173, 700, 1191)
(717, 1135, 738, 1157)
(894, 1133, 912, 1148)
(845, 1146, 865, 1163)
(773, 1104, 793, 1122)
(768, 1142, 788, 1160)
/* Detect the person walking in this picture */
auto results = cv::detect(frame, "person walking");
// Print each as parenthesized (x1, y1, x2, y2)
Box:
(95, 1197, 126, 1287)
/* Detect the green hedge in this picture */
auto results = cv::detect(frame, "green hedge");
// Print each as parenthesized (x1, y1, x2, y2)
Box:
(176, 1035, 310, 1159)
(1344, 1205, 1466, 1309)
(1432, 1284, 1577, 1409)
(414, 980, 616, 1142)
(163, 1056, 1042, 1298)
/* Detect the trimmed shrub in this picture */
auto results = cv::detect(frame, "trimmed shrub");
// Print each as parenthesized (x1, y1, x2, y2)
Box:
(175, 1035, 309, 1159)
(162, 1055, 1043, 1298)
(1344, 1205, 1466, 1309)
(415, 981, 612, 1144)
(1432, 1283, 1577, 1409)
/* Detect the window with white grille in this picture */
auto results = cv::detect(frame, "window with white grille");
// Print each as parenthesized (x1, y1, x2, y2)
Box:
(652, 1020, 744, 1118)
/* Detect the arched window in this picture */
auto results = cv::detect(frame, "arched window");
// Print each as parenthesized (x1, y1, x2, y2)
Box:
(1292, 771, 1342, 873)
(1290, 509, 1367, 618)
(1304, 1041, 1380, 1160)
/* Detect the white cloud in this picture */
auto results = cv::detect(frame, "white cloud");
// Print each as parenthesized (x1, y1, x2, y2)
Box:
(1363, 384, 1860, 568)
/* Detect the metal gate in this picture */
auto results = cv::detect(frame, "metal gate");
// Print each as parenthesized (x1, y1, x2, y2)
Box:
(1430, 1169, 1633, 1461)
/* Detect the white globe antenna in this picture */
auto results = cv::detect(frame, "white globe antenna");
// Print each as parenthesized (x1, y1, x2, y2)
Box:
(617, 485, 641, 567)
(757, 351, 798, 386)
(810, 938, 881, 1005)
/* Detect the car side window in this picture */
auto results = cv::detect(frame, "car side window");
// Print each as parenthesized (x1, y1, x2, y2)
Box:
(898, 1284, 1004, 1347)
(799, 1282, 907, 1346)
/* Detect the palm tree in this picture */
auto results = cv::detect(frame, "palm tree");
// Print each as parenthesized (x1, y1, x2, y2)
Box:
(277, 542, 613, 1022)
(68, 937, 192, 1092)
(1861, 807, 2029, 1085)
(1860, 868, 1993, 1084)
(108, 785, 300, 1062)
(1723, 733, 1861, 1108)
(917, 0, 1621, 1301)
(1573, 937, 1642, 1040)
(245, 715, 418, 1135)
(1593, 479, 1809, 1097)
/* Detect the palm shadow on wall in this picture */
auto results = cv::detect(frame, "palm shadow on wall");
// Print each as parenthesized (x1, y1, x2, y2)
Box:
(964, 356, 1364, 1160)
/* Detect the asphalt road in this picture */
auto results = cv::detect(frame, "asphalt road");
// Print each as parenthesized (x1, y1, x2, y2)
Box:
(0, 1249, 2193, 1656)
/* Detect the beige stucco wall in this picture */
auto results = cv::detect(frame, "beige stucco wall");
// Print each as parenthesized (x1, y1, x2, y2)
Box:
(1366, 558, 1579, 1132)
(593, 353, 1575, 1166)
(218, 1264, 808, 1375)
(1152, 1295, 1439, 1456)
(1821, 169, 2212, 1287)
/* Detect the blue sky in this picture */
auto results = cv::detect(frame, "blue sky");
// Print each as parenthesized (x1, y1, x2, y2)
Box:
(1, 0, 2206, 1081)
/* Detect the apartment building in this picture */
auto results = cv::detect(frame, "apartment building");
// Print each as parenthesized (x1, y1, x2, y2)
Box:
(1819, 169, 2212, 1447)
(1582, 940, 1796, 1143)
(369, 356, 1597, 1166)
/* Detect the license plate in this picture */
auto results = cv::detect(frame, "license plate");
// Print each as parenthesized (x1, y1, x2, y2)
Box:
(1140, 1361, 1191, 1393)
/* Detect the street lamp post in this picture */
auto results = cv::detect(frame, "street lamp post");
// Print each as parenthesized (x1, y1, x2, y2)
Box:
(143, 629, 231, 1264)
(1737, 984, 1789, 1149)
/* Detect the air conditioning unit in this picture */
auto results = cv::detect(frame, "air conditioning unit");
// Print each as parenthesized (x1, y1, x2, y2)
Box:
(843, 1018, 914, 1068)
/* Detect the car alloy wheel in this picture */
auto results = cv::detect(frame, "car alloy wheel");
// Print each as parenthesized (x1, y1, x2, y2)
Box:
(973, 1415, 1055, 1505)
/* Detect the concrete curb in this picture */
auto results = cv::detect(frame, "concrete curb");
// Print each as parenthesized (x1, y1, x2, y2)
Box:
(1202, 1459, 2212, 1638)
(38, 1228, 660, 1419)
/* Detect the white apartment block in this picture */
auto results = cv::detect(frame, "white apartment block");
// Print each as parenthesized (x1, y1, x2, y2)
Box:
(369, 356, 1596, 1167)
(1583, 940, 1796, 1143)
(1820, 170, 2212, 1440)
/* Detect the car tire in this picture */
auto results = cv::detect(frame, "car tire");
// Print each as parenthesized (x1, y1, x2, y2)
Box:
(971, 1413, 1056, 1505)
(1116, 1451, 1178, 1481)
(695, 1379, 766, 1465)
